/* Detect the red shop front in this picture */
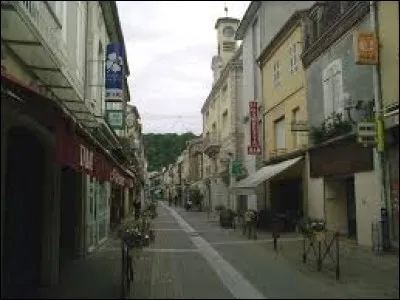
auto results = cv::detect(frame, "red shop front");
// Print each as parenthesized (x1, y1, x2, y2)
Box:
(54, 117, 136, 247)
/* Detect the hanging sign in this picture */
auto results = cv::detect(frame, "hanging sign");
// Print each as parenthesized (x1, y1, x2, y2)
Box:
(353, 31, 379, 65)
(106, 110, 124, 130)
(248, 101, 262, 155)
(105, 43, 124, 101)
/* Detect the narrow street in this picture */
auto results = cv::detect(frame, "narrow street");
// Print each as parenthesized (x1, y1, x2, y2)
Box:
(129, 202, 399, 299)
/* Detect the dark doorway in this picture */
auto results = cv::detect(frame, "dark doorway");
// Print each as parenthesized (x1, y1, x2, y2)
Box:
(2, 127, 46, 298)
(237, 195, 248, 212)
(59, 167, 78, 274)
(345, 177, 357, 239)
(270, 178, 302, 231)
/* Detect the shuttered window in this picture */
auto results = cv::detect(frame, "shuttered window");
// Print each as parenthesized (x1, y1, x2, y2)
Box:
(322, 59, 344, 119)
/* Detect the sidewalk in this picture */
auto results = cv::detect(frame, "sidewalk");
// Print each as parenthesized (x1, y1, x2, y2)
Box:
(34, 225, 128, 299)
(178, 207, 399, 299)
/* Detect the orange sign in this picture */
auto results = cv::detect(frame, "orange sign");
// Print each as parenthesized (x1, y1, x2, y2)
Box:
(353, 31, 379, 65)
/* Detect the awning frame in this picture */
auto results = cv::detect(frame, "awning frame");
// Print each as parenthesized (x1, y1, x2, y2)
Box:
(232, 156, 304, 191)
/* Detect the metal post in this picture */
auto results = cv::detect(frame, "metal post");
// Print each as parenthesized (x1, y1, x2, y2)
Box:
(317, 241, 322, 271)
(335, 233, 340, 280)
(303, 237, 307, 263)
(228, 155, 233, 210)
(121, 240, 125, 299)
(370, 0, 390, 249)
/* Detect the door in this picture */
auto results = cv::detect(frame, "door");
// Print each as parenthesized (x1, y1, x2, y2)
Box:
(97, 181, 109, 244)
(346, 177, 357, 239)
(86, 175, 97, 252)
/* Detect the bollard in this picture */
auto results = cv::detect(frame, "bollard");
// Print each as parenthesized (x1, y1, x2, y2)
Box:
(317, 240, 322, 272)
(381, 208, 391, 251)
(335, 232, 340, 280)
(302, 237, 307, 263)
(121, 240, 125, 299)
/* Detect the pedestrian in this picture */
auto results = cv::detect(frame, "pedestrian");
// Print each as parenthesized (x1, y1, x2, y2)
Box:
(134, 201, 141, 220)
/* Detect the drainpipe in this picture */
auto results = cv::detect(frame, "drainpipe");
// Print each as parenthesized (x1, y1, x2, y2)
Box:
(370, 1, 390, 249)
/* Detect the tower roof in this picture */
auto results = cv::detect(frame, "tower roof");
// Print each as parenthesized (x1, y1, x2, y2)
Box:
(214, 17, 240, 29)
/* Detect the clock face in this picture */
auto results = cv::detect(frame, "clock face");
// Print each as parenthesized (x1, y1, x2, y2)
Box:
(223, 26, 235, 38)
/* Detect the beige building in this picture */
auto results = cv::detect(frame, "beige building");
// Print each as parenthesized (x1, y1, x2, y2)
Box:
(201, 16, 243, 210)
(257, 10, 309, 222)
(377, 1, 399, 247)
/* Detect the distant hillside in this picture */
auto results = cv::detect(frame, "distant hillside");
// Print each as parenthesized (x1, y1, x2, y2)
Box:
(143, 132, 198, 172)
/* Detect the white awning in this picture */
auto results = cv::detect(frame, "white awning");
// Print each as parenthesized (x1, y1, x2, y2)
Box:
(232, 156, 303, 190)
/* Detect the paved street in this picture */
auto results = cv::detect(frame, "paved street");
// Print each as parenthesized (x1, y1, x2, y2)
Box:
(130, 201, 399, 299)
(31, 201, 398, 299)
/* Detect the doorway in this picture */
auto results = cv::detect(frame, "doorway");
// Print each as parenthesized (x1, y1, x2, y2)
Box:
(59, 167, 78, 273)
(345, 177, 357, 239)
(2, 127, 46, 297)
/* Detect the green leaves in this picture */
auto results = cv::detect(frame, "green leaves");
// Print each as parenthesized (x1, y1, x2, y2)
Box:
(143, 132, 198, 172)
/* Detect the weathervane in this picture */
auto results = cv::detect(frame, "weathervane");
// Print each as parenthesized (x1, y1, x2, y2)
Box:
(224, 2, 228, 17)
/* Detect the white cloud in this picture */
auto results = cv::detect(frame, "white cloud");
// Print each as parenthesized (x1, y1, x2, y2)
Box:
(117, 1, 250, 133)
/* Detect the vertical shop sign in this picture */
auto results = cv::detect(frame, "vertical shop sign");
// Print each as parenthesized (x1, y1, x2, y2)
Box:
(248, 101, 262, 155)
(105, 43, 124, 101)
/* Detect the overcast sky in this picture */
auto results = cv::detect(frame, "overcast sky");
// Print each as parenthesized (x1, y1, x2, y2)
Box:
(116, 1, 250, 134)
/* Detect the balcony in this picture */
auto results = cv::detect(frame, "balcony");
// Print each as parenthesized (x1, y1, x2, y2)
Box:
(189, 140, 203, 155)
(1, 1, 97, 128)
(202, 133, 221, 158)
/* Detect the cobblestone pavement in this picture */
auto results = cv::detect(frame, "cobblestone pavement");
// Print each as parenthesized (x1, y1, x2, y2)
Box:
(35, 203, 398, 299)
(34, 235, 123, 299)
(129, 201, 398, 299)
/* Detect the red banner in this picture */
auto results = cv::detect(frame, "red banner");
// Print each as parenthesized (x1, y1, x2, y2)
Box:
(248, 101, 261, 155)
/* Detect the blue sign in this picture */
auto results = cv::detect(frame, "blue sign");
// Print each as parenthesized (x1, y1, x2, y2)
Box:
(105, 43, 124, 101)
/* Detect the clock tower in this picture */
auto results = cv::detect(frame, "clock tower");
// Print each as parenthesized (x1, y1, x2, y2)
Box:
(211, 16, 240, 82)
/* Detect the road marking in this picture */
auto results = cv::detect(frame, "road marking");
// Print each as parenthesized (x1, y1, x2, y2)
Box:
(153, 228, 183, 231)
(161, 202, 266, 299)
(152, 221, 178, 224)
(143, 248, 199, 253)
(209, 238, 303, 246)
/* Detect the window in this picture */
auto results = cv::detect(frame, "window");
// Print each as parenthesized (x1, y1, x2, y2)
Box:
(222, 110, 228, 129)
(322, 59, 344, 119)
(222, 84, 227, 102)
(289, 43, 298, 74)
(274, 117, 286, 150)
(273, 61, 281, 87)
(292, 107, 301, 148)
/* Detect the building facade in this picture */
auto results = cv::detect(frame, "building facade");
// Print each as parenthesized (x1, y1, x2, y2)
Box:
(302, 1, 381, 246)
(258, 10, 309, 227)
(1, 1, 137, 297)
(201, 16, 243, 211)
(377, 0, 399, 247)
(234, 1, 314, 211)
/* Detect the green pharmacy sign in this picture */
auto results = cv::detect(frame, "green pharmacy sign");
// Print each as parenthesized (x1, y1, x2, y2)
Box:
(106, 110, 124, 130)
(231, 160, 243, 176)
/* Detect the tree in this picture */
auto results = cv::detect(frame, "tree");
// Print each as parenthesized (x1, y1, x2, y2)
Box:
(143, 132, 198, 172)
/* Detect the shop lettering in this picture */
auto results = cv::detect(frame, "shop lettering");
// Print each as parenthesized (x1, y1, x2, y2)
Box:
(80, 145, 93, 171)
(110, 168, 125, 185)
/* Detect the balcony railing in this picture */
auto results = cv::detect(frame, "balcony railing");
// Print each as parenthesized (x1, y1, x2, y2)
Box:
(202, 133, 221, 157)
